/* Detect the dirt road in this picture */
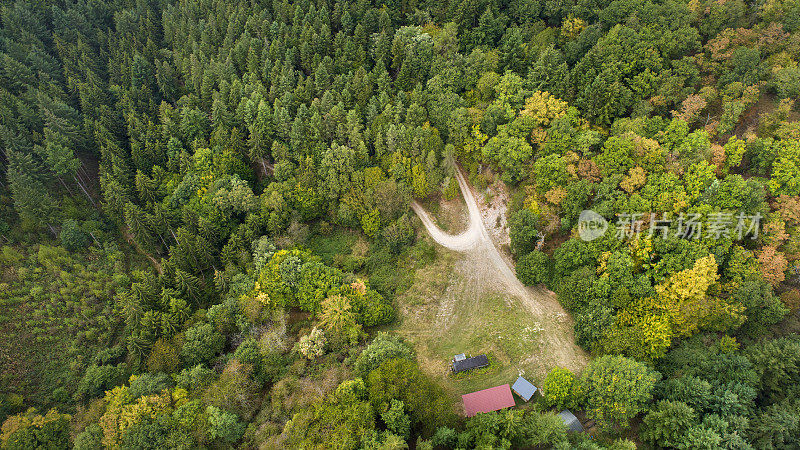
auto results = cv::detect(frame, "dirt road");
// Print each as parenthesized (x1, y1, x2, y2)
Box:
(411, 167, 589, 372)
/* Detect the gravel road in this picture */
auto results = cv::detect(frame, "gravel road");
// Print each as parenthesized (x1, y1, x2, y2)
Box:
(412, 167, 589, 372)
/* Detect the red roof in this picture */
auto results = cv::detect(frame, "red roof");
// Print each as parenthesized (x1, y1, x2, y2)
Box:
(462, 384, 516, 417)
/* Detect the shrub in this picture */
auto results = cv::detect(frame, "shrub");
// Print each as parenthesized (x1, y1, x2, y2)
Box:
(181, 323, 225, 366)
(128, 373, 173, 399)
(60, 219, 91, 251)
(516, 250, 551, 286)
(543, 367, 576, 410)
(75, 364, 127, 400)
(509, 209, 542, 256)
(780, 289, 800, 312)
(354, 332, 414, 377)
(206, 406, 245, 444)
(297, 327, 326, 359)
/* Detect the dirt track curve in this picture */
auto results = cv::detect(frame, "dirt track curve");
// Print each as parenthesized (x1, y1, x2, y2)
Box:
(411, 167, 589, 372)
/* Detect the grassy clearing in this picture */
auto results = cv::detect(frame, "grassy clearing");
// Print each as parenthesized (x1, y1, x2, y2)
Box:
(389, 245, 555, 401)
(418, 194, 468, 235)
(303, 225, 359, 266)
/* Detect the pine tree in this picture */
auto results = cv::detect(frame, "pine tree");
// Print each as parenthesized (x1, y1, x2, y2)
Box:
(6, 151, 59, 234)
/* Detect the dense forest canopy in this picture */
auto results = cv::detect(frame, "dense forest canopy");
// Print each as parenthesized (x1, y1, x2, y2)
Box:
(1, 0, 800, 447)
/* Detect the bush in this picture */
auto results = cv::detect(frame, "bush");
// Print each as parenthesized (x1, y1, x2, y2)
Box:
(74, 424, 103, 450)
(181, 323, 225, 366)
(128, 372, 173, 399)
(780, 289, 800, 312)
(354, 332, 414, 377)
(60, 219, 91, 251)
(509, 209, 542, 256)
(543, 367, 576, 410)
(75, 363, 127, 400)
(175, 364, 215, 391)
(577, 355, 660, 430)
(516, 250, 551, 286)
(206, 405, 245, 444)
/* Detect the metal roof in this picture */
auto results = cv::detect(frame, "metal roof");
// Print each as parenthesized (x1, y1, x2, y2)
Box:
(454, 353, 466, 361)
(452, 354, 489, 373)
(462, 384, 516, 417)
(558, 410, 584, 432)
(511, 376, 538, 401)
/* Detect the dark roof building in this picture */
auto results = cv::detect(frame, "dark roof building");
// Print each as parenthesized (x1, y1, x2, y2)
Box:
(452, 354, 489, 373)
(559, 410, 585, 432)
(511, 376, 538, 401)
(462, 384, 516, 417)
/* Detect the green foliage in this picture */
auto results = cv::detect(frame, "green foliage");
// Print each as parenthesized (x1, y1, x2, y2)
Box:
(459, 409, 569, 449)
(253, 248, 394, 325)
(5, 0, 800, 448)
(482, 128, 533, 183)
(181, 323, 224, 367)
(354, 333, 415, 377)
(59, 219, 91, 251)
(0, 409, 71, 450)
(578, 355, 660, 430)
(544, 367, 577, 410)
(76, 364, 128, 400)
(73, 424, 103, 450)
(119, 415, 194, 450)
(128, 373, 173, 399)
(730, 280, 788, 338)
(381, 400, 411, 440)
(297, 327, 327, 359)
(206, 405, 245, 444)
(640, 401, 698, 448)
(770, 140, 800, 196)
(175, 364, 214, 391)
(366, 359, 455, 434)
(509, 209, 542, 256)
(283, 379, 376, 449)
(516, 250, 551, 286)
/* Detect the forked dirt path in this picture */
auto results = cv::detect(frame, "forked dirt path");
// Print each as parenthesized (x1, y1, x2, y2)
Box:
(412, 167, 589, 372)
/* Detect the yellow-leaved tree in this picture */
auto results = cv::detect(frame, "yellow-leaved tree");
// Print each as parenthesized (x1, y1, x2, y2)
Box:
(601, 255, 745, 361)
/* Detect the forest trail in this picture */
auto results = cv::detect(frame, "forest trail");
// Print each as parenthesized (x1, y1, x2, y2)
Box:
(411, 167, 589, 372)
(122, 227, 164, 275)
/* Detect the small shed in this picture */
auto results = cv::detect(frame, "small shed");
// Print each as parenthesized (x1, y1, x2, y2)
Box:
(559, 410, 584, 432)
(452, 354, 489, 373)
(511, 376, 538, 401)
(462, 384, 516, 417)
(454, 353, 466, 362)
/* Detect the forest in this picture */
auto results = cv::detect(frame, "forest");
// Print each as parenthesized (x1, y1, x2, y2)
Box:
(1, 0, 800, 448)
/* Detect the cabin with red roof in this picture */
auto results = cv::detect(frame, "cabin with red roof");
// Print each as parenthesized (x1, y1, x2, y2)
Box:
(461, 384, 516, 417)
